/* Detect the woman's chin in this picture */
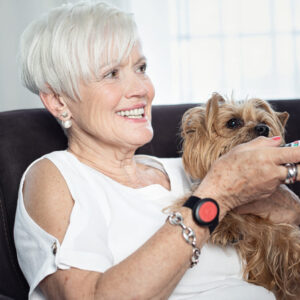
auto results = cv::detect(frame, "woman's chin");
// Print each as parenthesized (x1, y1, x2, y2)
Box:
(128, 129, 154, 149)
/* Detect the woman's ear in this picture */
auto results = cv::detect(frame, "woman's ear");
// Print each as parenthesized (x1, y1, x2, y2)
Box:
(39, 91, 70, 120)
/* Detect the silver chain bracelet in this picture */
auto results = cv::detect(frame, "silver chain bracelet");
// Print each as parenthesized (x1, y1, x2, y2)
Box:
(167, 211, 201, 268)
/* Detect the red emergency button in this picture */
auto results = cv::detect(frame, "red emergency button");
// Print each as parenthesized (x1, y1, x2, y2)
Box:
(198, 201, 218, 222)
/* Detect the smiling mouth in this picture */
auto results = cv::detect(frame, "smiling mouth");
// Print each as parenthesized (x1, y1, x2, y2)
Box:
(116, 107, 145, 119)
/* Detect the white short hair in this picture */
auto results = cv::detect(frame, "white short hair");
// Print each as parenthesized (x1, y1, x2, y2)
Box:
(19, 1, 138, 101)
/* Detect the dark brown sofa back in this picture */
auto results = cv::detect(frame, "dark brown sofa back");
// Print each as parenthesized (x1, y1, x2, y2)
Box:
(0, 100, 299, 299)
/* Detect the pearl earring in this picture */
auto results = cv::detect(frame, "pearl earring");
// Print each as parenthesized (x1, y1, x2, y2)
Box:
(62, 119, 72, 129)
(61, 111, 69, 118)
(60, 111, 72, 129)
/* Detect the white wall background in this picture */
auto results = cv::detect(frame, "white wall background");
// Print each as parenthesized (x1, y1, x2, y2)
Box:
(0, 0, 172, 112)
(1, 0, 299, 112)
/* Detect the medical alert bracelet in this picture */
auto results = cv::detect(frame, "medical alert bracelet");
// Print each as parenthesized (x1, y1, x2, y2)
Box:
(167, 211, 201, 268)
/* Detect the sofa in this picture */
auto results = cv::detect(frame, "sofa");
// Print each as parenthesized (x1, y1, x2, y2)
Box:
(0, 100, 300, 299)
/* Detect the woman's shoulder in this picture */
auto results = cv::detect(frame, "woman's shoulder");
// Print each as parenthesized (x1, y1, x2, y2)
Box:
(23, 152, 74, 243)
(22, 150, 72, 182)
(23, 150, 92, 194)
(24, 152, 69, 192)
(23, 150, 73, 214)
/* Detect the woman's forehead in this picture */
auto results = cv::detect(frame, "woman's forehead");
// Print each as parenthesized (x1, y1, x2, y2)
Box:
(100, 41, 144, 68)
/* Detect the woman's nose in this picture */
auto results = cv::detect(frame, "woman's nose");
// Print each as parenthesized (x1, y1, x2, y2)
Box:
(124, 74, 148, 99)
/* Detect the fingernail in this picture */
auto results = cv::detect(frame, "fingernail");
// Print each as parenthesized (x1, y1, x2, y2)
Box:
(272, 136, 281, 141)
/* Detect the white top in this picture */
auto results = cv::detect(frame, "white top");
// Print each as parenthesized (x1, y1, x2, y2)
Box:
(14, 150, 275, 300)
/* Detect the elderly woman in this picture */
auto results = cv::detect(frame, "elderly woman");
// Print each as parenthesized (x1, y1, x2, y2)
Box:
(14, 2, 300, 300)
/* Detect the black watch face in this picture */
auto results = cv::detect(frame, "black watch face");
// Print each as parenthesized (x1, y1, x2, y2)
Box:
(194, 199, 218, 225)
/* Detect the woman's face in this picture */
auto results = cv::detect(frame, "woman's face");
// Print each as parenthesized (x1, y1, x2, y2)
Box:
(66, 43, 155, 151)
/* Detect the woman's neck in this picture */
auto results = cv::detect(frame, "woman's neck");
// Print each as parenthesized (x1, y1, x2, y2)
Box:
(67, 134, 159, 189)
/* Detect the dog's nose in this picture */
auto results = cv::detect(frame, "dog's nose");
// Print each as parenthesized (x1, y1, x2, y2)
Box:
(255, 124, 269, 137)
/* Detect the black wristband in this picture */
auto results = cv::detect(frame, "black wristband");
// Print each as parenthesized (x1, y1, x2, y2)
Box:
(184, 196, 220, 234)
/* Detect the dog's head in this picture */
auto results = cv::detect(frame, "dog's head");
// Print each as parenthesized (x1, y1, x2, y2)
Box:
(181, 93, 289, 179)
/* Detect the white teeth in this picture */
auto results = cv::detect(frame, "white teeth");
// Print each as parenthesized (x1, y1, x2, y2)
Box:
(117, 107, 145, 118)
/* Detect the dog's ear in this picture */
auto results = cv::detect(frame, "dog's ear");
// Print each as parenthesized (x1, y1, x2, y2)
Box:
(181, 106, 206, 138)
(249, 98, 289, 135)
(181, 106, 209, 179)
(206, 93, 225, 134)
(276, 111, 289, 128)
(249, 98, 274, 114)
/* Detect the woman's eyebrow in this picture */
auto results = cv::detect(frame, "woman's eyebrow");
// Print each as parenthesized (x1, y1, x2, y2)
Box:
(99, 56, 147, 72)
(134, 56, 147, 65)
(99, 61, 119, 73)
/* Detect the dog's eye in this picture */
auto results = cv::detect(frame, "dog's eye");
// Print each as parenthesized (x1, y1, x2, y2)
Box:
(226, 118, 244, 129)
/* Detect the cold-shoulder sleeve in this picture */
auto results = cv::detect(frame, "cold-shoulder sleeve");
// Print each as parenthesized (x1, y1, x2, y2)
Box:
(14, 152, 114, 299)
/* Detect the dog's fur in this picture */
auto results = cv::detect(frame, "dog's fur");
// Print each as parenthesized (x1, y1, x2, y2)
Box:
(178, 93, 300, 299)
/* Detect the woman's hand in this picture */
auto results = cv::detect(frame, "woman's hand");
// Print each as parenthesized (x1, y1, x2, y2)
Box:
(234, 184, 300, 226)
(193, 136, 300, 218)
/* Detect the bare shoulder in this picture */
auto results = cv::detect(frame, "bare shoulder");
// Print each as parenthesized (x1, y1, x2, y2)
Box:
(23, 158, 73, 243)
(24, 159, 103, 299)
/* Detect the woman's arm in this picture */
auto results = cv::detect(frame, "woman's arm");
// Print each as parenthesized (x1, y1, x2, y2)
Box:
(23, 159, 211, 300)
(234, 184, 300, 225)
(24, 137, 300, 299)
(193, 136, 300, 213)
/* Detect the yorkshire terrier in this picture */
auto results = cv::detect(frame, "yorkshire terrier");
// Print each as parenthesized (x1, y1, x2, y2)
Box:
(178, 93, 300, 299)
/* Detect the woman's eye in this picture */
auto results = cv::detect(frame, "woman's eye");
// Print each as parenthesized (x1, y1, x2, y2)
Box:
(104, 69, 119, 79)
(138, 63, 147, 73)
(226, 118, 244, 129)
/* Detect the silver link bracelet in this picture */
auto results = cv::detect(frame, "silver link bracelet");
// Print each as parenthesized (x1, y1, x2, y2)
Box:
(167, 212, 201, 268)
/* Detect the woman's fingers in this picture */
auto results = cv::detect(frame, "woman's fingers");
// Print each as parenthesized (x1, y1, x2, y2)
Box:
(280, 163, 300, 183)
(240, 137, 300, 182)
(198, 136, 300, 213)
(295, 164, 300, 181)
(236, 136, 282, 151)
(273, 146, 300, 165)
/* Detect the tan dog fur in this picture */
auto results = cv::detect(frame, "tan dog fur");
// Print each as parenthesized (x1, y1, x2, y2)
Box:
(178, 93, 300, 299)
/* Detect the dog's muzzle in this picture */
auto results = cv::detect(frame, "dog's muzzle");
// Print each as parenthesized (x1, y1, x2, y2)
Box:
(255, 124, 269, 137)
